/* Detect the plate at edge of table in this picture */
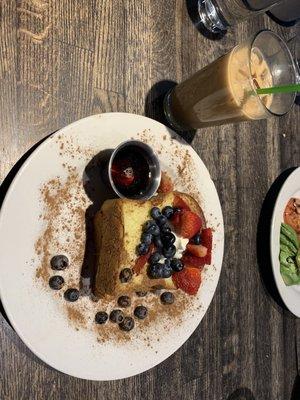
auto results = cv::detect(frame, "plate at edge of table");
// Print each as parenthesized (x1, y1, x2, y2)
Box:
(271, 166, 300, 318)
(0, 113, 224, 380)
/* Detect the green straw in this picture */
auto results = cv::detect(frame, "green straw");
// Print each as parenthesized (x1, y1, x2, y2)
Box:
(256, 83, 300, 95)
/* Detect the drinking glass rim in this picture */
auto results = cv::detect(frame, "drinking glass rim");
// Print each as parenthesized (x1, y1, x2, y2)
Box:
(247, 29, 297, 117)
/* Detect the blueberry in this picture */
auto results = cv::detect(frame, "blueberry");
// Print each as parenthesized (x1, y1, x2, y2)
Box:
(118, 295, 131, 308)
(119, 268, 133, 283)
(156, 215, 167, 226)
(64, 288, 79, 302)
(137, 242, 149, 256)
(154, 235, 163, 249)
(134, 305, 148, 320)
(162, 265, 173, 278)
(141, 232, 152, 245)
(160, 291, 175, 304)
(95, 311, 108, 324)
(161, 232, 176, 246)
(49, 275, 64, 290)
(136, 291, 148, 297)
(171, 258, 184, 272)
(144, 220, 156, 230)
(148, 263, 164, 279)
(119, 316, 135, 331)
(163, 245, 176, 259)
(50, 255, 69, 271)
(164, 259, 171, 267)
(150, 207, 161, 219)
(110, 309, 124, 323)
(173, 207, 181, 214)
(162, 206, 174, 219)
(161, 224, 171, 234)
(144, 220, 160, 236)
(192, 233, 201, 245)
(149, 251, 161, 264)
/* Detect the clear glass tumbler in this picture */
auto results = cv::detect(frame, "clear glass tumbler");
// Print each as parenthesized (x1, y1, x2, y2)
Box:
(198, 0, 284, 33)
(164, 30, 297, 130)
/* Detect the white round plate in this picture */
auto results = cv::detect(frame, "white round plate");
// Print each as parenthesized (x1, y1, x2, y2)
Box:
(0, 113, 224, 380)
(271, 167, 300, 318)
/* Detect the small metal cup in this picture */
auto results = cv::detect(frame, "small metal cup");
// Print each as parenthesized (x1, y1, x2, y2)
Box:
(108, 140, 161, 200)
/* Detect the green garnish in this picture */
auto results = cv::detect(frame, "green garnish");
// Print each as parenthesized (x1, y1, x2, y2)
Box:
(279, 223, 300, 286)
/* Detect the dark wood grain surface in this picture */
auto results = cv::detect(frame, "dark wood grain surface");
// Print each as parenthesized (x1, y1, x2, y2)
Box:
(0, 1, 299, 399)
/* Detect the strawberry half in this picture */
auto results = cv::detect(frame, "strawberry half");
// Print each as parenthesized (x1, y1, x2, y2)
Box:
(157, 171, 174, 194)
(173, 195, 190, 211)
(181, 254, 205, 270)
(133, 244, 155, 275)
(201, 228, 213, 265)
(172, 267, 201, 295)
(186, 244, 207, 258)
(176, 210, 202, 239)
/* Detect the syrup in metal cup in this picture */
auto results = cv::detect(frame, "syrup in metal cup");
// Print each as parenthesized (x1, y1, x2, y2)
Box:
(107, 140, 161, 200)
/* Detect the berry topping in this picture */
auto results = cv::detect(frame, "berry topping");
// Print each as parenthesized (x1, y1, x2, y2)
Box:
(119, 268, 133, 283)
(148, 263, 164, 279)
(186, 244, 208, 258)
(137, 242, 149, 256)
(64, 288, 80, 302)
(173, 195, 191, 211)
(201, 228, 213, 265)
(49, 275, 64, 290)
(171, 258, 184, 272)
(172, 267, 201, 295)
(156, 215, 167, 226)
(117, 295, 131, 308)
(136, 291, 148, 297)
(119, 316, 135, 331)
(149, 251, 161, 264)
(160, 291, 175, 304)
(161, 224, 171, 233)
(157, 171, 174, 193)
(191, 233, 201, 245)
(162, 264, 173, 278)
(141, 232, 153, 245)
(176, 210, 202, 239)
(163, 245, 176, 259)
(150, 207, 161, 219)
(164, 258, 171, 267)
(181, 254, 205, 269)
(162, 206, 174, 219)
(133, 244, 155, 275)
(50, 255, 69, 271)
(134, 305, 148, 319)
(110, 309, 124, 324)
(95, 311, 108, 324)
(154, 235, 163, 250)
(161, 232, 176, 246)
(144, 220, 160, 236)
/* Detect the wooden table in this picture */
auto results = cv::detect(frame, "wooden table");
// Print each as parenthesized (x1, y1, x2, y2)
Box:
(0, 1, 299, 399)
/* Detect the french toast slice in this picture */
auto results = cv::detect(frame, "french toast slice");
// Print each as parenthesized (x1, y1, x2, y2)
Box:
(94, 192, 205, 297)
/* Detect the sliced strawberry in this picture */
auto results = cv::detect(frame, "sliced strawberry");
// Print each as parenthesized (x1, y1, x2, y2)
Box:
(176, 210, 202, 239)
(172, 267, 202, 295)
(133, 244, 155, 275)
(171, 211, 181, 226)
(201, 228, 213, 265)
(157, 171, 174, 193)
(181, 254, 205, 270)
(186, 244, 207, 258)
(173, 195, 190, 211)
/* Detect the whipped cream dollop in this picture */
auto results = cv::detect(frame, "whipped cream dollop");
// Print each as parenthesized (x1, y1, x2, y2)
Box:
(174, 233, 189, 259)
